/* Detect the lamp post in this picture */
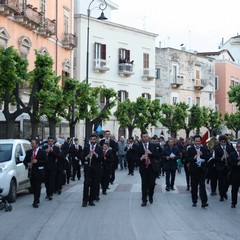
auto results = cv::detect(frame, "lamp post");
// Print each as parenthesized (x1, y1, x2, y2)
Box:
(85, 0, 108, 142)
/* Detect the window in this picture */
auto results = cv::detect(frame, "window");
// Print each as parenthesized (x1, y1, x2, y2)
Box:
(62, 59, 71, 86)
(142, 93, 151, 100)
(172, 65, 177, 83)
(18, 36, 32, 59)
(94, 43, 106, 61)
(196, 70, 200, 80)
(0, 27, 10, 48)
(64, 9, 69, 34)
(187, 97, 192, 106)
(155, 68, 161, 80)
(118, 90, 128, 102)
(231, 79, 235, 87)
(172, 97, 178, 105)
(196, 97, 200, 105)
(209, 93, 213, 101)
(215, 76, 219, 90)
(119, 48, 130, 63)
(143, 53, 149, 69)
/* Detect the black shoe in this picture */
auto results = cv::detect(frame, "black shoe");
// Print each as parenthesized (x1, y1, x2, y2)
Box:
(89, 201, 95, 206)
(165, 187, 170, 192)
(192, 203, 197, 207)
(210, 192, 217, 196)
(231, 204, 236, 208)
(102, 191, 107, 195)
(170, 187, 175, 191)
(128, 173, 130, 175)
(45, 195, 49, 199)
(71, 178, 75, 181)
(58, 190, 61, 195)
(82, 201, 87, 207)
(78, 178, 80, 180)
(201, 203, 209, 208)
(149, 197, 153, 204)
(141, 202, 147, 207)
(48, 196, 52, 201)
(224, 194, 228, 200)
(219, 197, 224, 202)
(131, 173, 134, 176)
(32, 203, 39, 208)
(186, 186, 190, 191)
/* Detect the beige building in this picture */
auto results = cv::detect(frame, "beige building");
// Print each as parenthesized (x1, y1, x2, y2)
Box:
(155, 47, 216, 138)
(0, 0, 76, 138)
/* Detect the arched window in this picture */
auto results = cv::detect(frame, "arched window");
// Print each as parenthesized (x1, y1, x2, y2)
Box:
(18, 36, 32, 59)
(0, 27, 10, 48)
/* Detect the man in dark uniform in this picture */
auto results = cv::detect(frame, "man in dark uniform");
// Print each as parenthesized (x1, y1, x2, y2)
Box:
(24, 139, 47, 208)
(136, 131, 158, 206)
(228, 142, 240, 208)
(162, 138, 180, 191)
(126, 137, 137, 176)
(186, 134, 209, 208)
(42, 136, 60, 200)
(69, 138, 82, 181)
(101, 142, 114, 195)
(81, 134, 103, 207)
(214, 135, 234, 201)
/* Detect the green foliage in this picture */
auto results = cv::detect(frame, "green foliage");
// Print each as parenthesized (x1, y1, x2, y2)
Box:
(228, 85, 240, 110)
(224, 111, 240, 137)
(188, 104, 203, 133)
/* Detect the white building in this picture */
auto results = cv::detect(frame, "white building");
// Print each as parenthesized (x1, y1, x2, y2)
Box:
(155, 47, 216, 138)
(74, 0, 158, 141)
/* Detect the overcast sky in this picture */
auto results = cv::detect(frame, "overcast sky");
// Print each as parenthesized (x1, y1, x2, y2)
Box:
(111, 0, 240, 52)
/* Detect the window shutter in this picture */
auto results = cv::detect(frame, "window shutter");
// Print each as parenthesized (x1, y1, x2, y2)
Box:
(101, 44, 106, 60)
(126, 50, 130, 62)
(118, 91, 121, 102)
(126, 91, 129, 99)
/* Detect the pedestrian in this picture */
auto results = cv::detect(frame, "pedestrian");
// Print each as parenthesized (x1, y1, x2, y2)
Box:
(118, 136, 127, 170)
(42, 136, 60, 201)
(186, 134, 209, 208)
(136, 131, 158, 206)
(81, 133, 103, 207)
(228, 142, 240, 208)
(101, 142, 114, 195)
(109, 134, 119, 184)
(126, 137, 136, 176)
(214, 135, 235, 201)
(162, 138, 180, 191)
(23, 139, 47, 208)
(69, 138, 82, 181)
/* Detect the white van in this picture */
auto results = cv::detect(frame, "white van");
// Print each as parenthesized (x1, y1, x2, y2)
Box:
(0, 139, 32, 202)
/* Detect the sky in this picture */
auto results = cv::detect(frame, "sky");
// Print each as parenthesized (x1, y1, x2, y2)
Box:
(111, 0, 240, 52)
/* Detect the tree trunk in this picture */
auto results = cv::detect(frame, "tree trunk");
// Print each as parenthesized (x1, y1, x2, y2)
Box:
(31, 119, 39, 140)
(69, 122, 76, 138)
(128, 126, 134, 138)
(185, 130, 190, 139)
(235, 130, 239, 139)
(6, 118, 15, 139)
(48, 118, 57, 139)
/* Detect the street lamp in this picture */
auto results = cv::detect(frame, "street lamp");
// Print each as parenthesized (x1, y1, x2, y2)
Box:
(85, 0, 108, 142)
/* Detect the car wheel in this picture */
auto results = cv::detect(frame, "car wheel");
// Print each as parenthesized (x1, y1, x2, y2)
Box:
(6, 180, 17, 203)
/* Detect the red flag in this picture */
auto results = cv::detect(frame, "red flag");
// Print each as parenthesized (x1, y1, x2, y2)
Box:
(201, 131, 209, 145)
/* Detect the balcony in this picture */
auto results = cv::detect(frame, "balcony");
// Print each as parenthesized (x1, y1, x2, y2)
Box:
(37, 18, 56, 37)
(118, 63, 134, 77)
(142, 68, 155, 81)
(93, 59, 110, 73)
(0, 0, 20, 16)
(62, 33, 77, 50)
(171, 75, 183, 88)
(14, 4, 44, 30)
(194, 79, 204, 90)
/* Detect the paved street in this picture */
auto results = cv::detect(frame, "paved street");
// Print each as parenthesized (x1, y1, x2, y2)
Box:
(0, 169, 239, 240)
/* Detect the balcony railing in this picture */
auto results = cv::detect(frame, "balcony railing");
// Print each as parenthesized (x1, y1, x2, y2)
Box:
(118, 63, 134, 77)
(194, 79, 204, 90)
(93, 59, 110, 73)
(62, 33, 77, 50)
(171, 75, 183, 88)
(142, 68, 155, 81)
(0, 0, 21, 16)
(38, 18, 56, 37)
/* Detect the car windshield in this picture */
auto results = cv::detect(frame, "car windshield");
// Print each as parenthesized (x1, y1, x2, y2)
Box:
(0, 144, 13, 162)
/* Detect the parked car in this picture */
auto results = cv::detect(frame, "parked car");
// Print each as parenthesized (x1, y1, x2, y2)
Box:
(0, 139, 32, 202)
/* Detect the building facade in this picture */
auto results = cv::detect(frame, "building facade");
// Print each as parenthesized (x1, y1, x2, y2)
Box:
(155, 47, 216, 137)
(0, 0, 76, 139)
(74, 0, 158, 141)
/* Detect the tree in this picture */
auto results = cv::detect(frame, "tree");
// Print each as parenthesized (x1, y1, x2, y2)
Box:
(188, 104, 203, 135)
(115, 97, 161, 137)
(159, 103, 186, 138)
(202, 107, 222, 136)
(228, 84, 240, 110)
(224, 112, 240, 139)
(0, 47, 29, 138)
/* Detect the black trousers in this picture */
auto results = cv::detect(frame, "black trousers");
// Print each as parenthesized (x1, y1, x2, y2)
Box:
(127, 158, 135, 174)
(191, 170, 208, 204)
(140, 166, 156, 202)
(72, 160, 81, 180)
(217, 168, 228, 198)
(83, 167, 101, 202)
(110, 161, 118, 183)
(231, 177, 240, 205)
(165, 169, 176, 188)
(208, 167, 218, 193)
(30, 175, 43, 204)
(45, 169, 56, 197)
(183, 163, 190, 188)
(101, 166, 111, 192)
